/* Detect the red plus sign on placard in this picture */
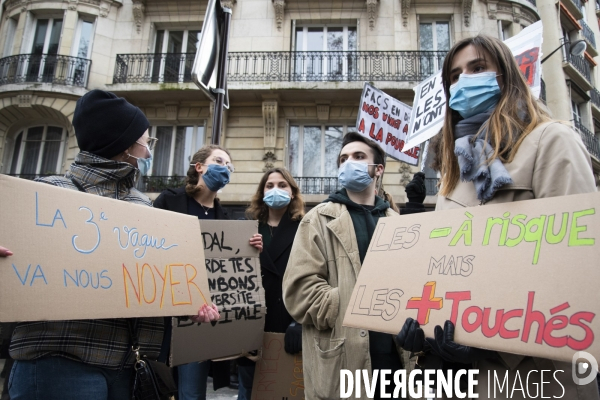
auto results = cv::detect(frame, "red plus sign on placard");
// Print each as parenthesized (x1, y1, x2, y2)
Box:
(406, 281, 443, 325)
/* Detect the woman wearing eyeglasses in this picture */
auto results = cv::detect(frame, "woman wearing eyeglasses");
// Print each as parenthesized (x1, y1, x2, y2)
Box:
(234, 168, 306, 400)
(153, 144, 262, 400)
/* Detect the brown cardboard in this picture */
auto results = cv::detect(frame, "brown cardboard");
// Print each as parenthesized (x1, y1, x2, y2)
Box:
(0, 175, 211, 321)
(251, 333, 305, 400)
(170, 220, 266, 365)
(342, 192, 600, 362)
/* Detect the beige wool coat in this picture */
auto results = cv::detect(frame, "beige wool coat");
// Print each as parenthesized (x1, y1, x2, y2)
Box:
(437, 121, 599, 400)
(282, 201, 401, 400)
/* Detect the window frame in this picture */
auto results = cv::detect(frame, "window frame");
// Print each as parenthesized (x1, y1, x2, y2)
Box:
(148, 124, 205, 177)
(152, 28, 201, 84)
(286, 123, 356, 178)
(7, 125, 67, 176)
(417, 18, 452, 52)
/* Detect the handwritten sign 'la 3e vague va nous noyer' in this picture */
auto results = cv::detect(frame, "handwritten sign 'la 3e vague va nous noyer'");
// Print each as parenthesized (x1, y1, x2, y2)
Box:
(343, 192, 600, 363)
(0, 175, 211, 322)
(170, 220, 266, 365)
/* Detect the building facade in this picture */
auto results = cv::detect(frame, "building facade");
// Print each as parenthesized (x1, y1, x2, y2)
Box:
(0, 0, 597, 215)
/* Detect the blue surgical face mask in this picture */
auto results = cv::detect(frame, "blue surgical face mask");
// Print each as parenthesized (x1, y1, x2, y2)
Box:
(200, 163, 231, 192)
(338, 160, 375, 192)
(137, 154, 153, 176)
(449, 72, 501, 119)
(263, 188, 291, 209)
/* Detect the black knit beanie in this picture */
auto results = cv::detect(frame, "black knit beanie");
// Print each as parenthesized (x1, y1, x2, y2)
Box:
(405, 172, 426, 204)
(74, 90, 149, 159)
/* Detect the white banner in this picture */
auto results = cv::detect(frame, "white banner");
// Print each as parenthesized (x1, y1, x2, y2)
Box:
(355, 83, 420, 165)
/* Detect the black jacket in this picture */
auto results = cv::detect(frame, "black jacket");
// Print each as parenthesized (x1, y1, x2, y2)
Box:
(153, 187, 229, 219)
(153, 186, 230, 391)
(260, 212, 299, 333)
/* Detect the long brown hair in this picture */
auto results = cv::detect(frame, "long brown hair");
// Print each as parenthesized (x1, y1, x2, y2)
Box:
(246, 168, 305, 223)
(438, 35, 550, 196)
(185, 144, 232, 197)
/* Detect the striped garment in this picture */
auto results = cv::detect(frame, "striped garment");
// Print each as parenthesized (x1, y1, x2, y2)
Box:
(9, 152, 164, 369)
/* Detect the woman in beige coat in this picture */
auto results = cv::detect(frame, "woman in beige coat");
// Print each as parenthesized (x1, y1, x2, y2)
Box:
(396, 35, 598, 399)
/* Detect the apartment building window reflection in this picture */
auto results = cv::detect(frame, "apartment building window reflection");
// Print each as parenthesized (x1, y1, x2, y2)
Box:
(27, 18, 63, 82)
(293, 26, 357, 81)
(152, 29, 201, 83)
(419, 20, 450, 76)
(150, 125, 205, 177)
(7, 126, 66, 177)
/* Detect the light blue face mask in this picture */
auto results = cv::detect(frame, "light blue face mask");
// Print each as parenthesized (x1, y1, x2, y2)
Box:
(263, 188, 291, 209)
(137, 154, 153, 176)
(449, 72, 501, 119)
(200, 164, 231, 192)
(338, 161, 375, 192)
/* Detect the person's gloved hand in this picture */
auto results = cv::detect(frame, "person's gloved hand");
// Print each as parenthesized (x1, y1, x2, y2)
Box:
(284, 322, 302, 354)
(395, 317, 426, 354)
(426, 320, 495, 364)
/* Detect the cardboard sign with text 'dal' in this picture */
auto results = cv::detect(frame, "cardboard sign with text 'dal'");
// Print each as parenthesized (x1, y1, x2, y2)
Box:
(343, 192, 600, 363)
(169, 220, 266, 365)
(0, 175, 211, 322)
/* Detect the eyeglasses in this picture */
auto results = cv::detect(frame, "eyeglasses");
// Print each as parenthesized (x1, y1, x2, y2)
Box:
(191, 156, 235, 173)
(136, 137, 158, 152)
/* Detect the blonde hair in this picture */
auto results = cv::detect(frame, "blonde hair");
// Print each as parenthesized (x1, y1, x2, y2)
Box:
(246, 168, 305, 223)
(438, 35, 550, 197)
(185, 145, 232, 197)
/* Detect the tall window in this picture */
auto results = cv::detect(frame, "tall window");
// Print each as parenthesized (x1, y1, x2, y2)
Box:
(70, 18, 95, 85)
(152, 29, 201, 83)
(27, 18, 63, 82)
(288, 125, 356, 177)
(572, 100, 583, 124)
(9, 126, 66, 176)
(150, 125, 204, 176)
(294, 26, 357, 80)
(419, 20, 450, 75)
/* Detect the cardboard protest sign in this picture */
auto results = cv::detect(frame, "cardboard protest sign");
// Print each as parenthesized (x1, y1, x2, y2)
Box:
(0, 175, 211, 321)
(170, 220, 265, 365)
(404, 20, 544, 151)
(355, 83, 420, 165)
(343, 192, 600, 362)
(251, 333, 304, 400)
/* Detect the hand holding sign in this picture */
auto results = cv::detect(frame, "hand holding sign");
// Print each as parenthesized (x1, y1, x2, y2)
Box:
(0, 246, 12, 257)
(192, 303, 221, 323)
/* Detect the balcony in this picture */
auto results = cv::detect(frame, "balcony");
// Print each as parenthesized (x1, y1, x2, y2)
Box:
(574, 120, 600, 161)
(579, 19, 597, 55)
(562, 0, 584, 21)
(540, 78, 546, 104)
(114, 51, 447, 85)
(0, 54, 91, 87)
(135, 175, 187, 193)
(294, 177, 341, 195)
(591, 88, 600, 117)
(562, 40, 593, 91)
(524, 0, 536, 6)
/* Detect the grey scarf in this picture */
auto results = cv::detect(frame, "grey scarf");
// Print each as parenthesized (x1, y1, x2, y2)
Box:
(454, 110, 513, 202)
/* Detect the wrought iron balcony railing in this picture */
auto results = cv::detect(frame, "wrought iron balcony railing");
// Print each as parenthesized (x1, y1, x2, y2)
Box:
(293, 177, 341, 195)
(591, 88, 600, 110)
(579, 19, 597, 49)
(425, 178, 439, 196)
(136, 175, 187, 193)
(114, 51, 448, 84)
(563, 40, 592, 83)
(574, 120, 600, 160)
(570, 0, 584, 11)
(0, 54, 91, 87)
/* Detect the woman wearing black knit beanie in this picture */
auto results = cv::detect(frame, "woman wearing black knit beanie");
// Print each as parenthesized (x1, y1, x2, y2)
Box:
(3, 89, 220, 400)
